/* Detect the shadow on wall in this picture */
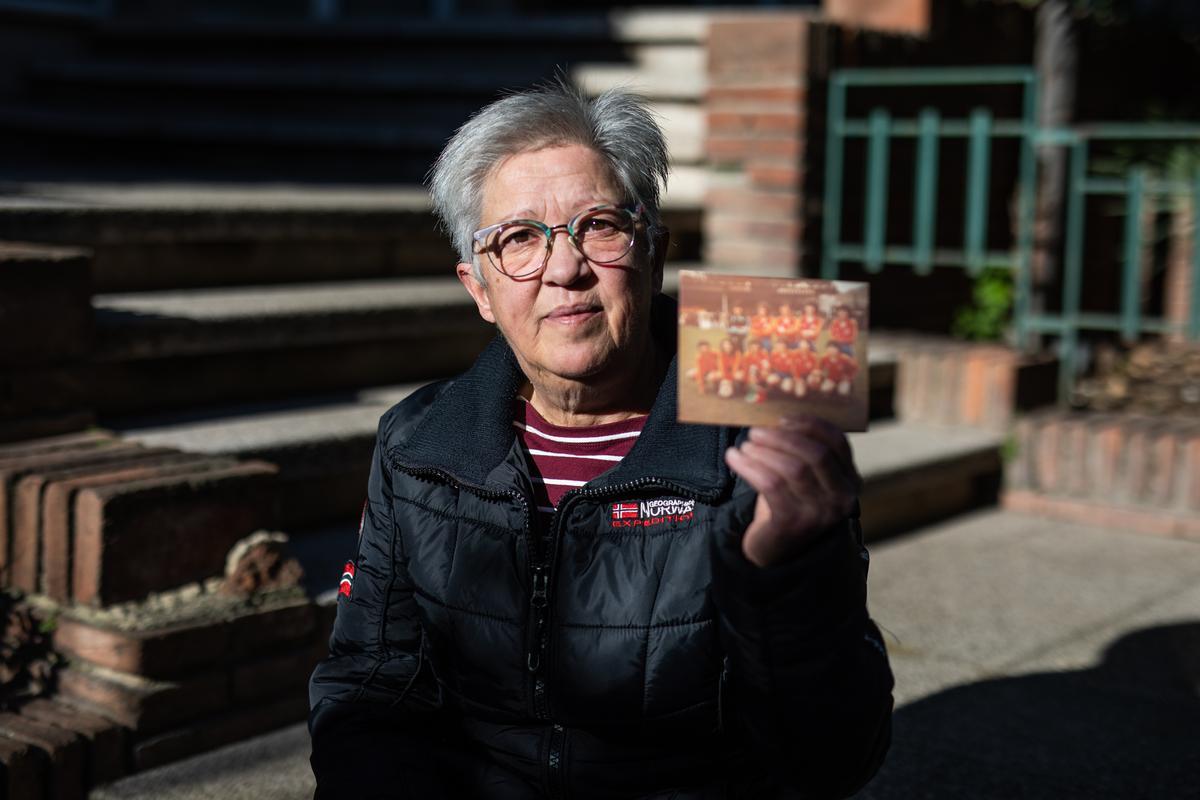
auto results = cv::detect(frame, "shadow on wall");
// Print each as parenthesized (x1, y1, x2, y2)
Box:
(856, 622, 1200, 798)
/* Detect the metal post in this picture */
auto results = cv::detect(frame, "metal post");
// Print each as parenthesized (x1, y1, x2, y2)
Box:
(1120, 168, 1146, 343)
(821, 76, 847, 280)
(964, 108, 993, 276)
(864, 109, 891, 274)
(913, 108, 940, 276)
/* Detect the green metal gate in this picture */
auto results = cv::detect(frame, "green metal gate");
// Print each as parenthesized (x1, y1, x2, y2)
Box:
(820, 66, 1200, 398)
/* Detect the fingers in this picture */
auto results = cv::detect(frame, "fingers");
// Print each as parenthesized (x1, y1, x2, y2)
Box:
(746, 419, 861, 494)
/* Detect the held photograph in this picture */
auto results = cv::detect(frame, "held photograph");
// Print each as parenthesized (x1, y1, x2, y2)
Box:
(677, 271, 870, 431)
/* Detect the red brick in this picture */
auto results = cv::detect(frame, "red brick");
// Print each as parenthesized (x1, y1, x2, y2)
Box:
(58, 664, 229, 736)
(0, 712, 85, 800)
(704, 215, 803, 243)
(1182, 431, 1200, 511)
(1032, 414, 1063, 493)
(747, 164, 804, 191)
(132, 695, 308, 772)
(707, 135, 805, 163)
(707, 16, 809, 83)
(706, 85, 807, 108)
(20, 698, 128, 785)
(54, 597, 314, 679)
(1147, 430, 1179, 507)
(708, 110, 805, 138)
(705, 187, 802, 217)
(1120, 421, 1154, 504)
(1, 441, 146, 580)
(1088, 416, 1126, 499)
(825, 0, 932, 35)
(1003, 489, 1200, 540)
(71, 461, 279, 606)
(39, 455, 235, 602)
(53, 615, 230, 680)
(8, 448, 186, 594)
(1005, 416, 1035, 491)
(0, 734, 43, 800)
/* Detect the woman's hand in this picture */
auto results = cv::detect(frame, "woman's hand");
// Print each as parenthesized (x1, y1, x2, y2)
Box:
(724, 416, 862, 567)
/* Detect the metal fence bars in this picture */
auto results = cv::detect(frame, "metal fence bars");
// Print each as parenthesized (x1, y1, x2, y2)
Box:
(820, 66, 1200, 399)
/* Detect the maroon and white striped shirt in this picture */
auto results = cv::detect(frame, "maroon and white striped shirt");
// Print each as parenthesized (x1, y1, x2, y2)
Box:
(515, 399, 646, 521)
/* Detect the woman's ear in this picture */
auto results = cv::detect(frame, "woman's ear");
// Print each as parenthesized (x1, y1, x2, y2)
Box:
(457, 262, 496, 324)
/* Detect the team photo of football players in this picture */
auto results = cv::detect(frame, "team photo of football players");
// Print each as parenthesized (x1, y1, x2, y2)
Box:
(678, 271, 869, 431)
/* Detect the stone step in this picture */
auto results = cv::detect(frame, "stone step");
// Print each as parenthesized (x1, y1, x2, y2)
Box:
(852, 421, 1005, 541)
(89, 277, 492, 417)
(0, 183, 704, 291)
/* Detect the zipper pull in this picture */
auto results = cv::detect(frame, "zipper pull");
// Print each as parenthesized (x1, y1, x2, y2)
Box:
(527, 565, 549, 673)
(531, 565, 548, 607)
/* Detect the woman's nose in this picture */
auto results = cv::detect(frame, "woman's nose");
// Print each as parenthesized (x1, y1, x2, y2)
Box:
(541, 228, 591, 286)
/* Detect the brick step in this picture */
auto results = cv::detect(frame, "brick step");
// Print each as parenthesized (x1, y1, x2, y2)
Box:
(851, 420, 1006, 541)
(0, 184, 704, 291)
(1004, 409, 1200, 539)
(0, 432, 279, 606)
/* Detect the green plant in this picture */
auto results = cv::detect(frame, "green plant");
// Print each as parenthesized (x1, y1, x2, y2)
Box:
(953, 267, 1014, 341)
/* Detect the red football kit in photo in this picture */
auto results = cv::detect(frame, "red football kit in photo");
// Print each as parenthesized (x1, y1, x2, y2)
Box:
(775, 315, 802, 347)
(789, 348, 818, 380)
(820, 351, 858, 383)
(830, 317, 859, 344)
(798, 313, 824, 342)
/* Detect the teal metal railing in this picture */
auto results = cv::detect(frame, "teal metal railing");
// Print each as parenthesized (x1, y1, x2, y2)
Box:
(821, 66, 1200, 400)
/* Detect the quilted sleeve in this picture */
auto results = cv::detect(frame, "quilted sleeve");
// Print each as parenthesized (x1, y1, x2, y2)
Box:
(711, 492, 894, 798)
(307, 411, 452, 799)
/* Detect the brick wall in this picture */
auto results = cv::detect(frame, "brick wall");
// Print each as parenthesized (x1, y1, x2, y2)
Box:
(1006, 410, 1200, 539)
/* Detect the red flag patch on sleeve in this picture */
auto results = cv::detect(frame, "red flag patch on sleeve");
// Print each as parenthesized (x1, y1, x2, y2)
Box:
(338, 561, 355, 598)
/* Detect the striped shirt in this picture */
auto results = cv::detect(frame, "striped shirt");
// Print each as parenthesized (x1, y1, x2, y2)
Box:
(515, 399, 646, 521)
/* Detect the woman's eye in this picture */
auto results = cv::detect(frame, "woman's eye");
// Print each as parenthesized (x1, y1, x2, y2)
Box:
(500, 228, 540, 248)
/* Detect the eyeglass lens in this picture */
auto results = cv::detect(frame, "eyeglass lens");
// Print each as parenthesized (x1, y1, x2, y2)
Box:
(484, 207, 636, 277)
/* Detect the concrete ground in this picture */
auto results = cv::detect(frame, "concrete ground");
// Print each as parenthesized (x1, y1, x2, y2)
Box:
(91, 509, 1200, 799)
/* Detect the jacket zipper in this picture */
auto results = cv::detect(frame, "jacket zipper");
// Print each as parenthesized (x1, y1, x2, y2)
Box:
(534, 477, 719, 798)
(398, 463, 719, 799)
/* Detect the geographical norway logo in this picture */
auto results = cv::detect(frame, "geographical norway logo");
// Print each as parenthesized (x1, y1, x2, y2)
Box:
(609, 498, 696, 529)
(338, 561, 355, 598)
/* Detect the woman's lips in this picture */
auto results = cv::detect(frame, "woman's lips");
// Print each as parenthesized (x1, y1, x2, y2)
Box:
(545, 304, 602, 325)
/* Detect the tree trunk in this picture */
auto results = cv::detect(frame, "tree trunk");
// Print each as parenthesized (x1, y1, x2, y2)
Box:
(1032, 0, 1077, 308)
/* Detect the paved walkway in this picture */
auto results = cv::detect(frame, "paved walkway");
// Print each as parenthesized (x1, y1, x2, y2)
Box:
(91, 509, 1200, 799)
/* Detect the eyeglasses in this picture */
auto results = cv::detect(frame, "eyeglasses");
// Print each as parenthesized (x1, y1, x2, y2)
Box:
(472, 203, 643, 279)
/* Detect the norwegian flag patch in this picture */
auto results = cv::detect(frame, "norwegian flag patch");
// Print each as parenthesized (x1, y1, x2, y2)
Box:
(338, 561, 355, 598)
(609, 498, 696, 529)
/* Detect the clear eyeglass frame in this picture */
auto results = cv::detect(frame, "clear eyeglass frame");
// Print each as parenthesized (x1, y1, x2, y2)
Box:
(471, 203, 645, 279)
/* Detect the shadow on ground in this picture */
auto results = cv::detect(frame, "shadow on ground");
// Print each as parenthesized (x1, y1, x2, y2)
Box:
(858, 622, 1200, 798)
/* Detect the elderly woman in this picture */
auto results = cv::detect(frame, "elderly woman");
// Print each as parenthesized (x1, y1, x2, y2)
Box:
(309, 83, 893, 799)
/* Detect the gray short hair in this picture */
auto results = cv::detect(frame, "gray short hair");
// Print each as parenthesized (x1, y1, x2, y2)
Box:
(427, 80, 669, 282)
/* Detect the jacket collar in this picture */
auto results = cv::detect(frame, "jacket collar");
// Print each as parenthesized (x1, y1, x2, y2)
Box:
(392, 294, 734, 500)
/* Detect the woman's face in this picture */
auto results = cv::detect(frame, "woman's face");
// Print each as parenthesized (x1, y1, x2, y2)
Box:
(457, 144, 663, 386)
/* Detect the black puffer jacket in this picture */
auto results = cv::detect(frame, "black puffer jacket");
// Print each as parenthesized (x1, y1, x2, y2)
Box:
(308, 304, 894, 799)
